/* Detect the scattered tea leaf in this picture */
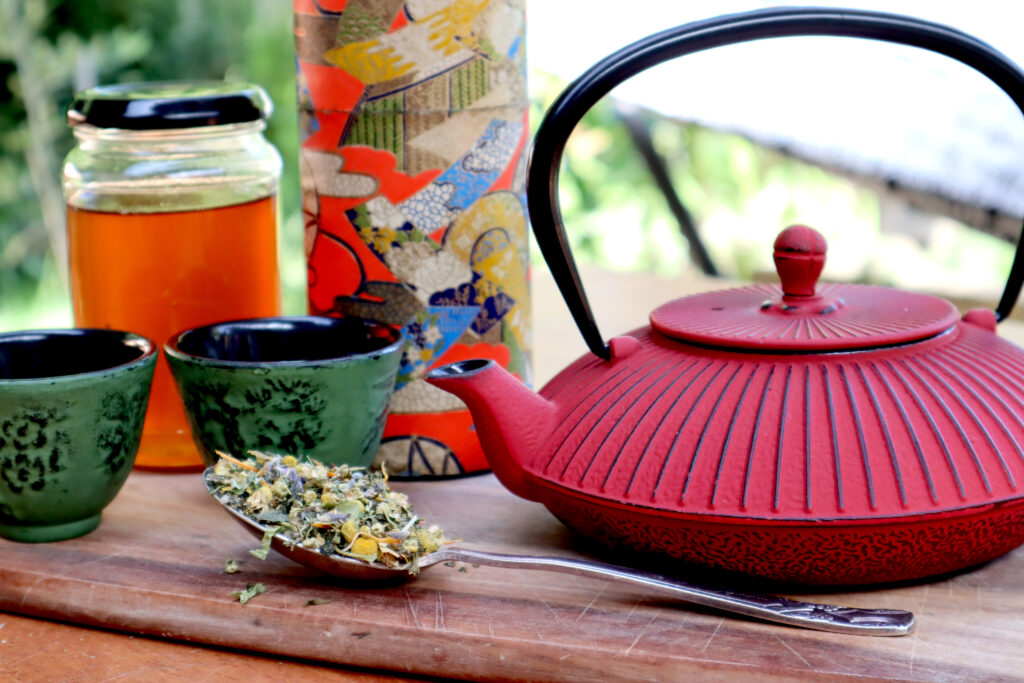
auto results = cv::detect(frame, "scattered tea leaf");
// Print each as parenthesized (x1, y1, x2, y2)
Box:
(304, 598, 333, 607)
(224, 558, 240, 574)
(458, 566, 467, 573)
(231, 583, 265, 604)
(249, 526, 279, 560)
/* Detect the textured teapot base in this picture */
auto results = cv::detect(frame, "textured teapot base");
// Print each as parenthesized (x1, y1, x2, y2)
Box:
(543, 493, 1024, 585)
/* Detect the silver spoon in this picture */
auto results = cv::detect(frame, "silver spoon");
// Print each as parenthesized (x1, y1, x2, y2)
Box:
(203, 470, 914, 636)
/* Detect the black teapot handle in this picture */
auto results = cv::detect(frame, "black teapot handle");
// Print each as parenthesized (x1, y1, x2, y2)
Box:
(526, 7, 1024, 361)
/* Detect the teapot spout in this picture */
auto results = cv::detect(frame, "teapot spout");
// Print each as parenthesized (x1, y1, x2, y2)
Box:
(425, 360, 554, 502)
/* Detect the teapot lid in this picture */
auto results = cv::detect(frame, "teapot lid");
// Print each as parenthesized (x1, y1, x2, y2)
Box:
(651, 226, 960, 352)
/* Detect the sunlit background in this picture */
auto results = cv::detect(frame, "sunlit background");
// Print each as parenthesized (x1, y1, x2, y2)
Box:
(1, 0, 1021, 333)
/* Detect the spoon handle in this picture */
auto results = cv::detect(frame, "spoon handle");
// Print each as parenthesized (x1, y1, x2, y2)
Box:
(430, 548, 914, 636)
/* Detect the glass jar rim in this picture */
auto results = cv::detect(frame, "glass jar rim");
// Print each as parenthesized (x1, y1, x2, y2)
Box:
(70, 119, 267, 143)
(68, 81, 272, 131)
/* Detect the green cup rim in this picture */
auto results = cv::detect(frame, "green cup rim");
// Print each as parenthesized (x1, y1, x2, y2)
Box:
(0, 328, 157, 386)
(163, 315, 404, 370)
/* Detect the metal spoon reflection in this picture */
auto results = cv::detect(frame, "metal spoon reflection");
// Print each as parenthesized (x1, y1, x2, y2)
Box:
(203, 469, 914, 636)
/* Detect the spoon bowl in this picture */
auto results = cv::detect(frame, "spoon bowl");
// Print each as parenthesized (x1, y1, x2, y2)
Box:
(203, 468, 915, 636)
(207, 474, 413, 582)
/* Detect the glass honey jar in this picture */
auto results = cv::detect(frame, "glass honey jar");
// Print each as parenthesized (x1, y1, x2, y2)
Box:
(62, 82, 283, 470)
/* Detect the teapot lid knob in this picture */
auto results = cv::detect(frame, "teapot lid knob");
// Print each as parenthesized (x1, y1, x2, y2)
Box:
(649, 223, 960, 351)
(773, 225, 826, 298)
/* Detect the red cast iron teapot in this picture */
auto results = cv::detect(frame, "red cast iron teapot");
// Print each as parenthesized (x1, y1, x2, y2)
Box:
(426, 8, 1024, 584)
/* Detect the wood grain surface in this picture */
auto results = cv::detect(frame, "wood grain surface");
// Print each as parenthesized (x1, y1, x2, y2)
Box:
(3, 267, 1024, 682)
(0, 611, 414, 682)
(2, 469, 1024, 682)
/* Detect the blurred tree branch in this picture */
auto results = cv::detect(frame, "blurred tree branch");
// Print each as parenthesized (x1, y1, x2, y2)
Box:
(0, 0, 68, 288)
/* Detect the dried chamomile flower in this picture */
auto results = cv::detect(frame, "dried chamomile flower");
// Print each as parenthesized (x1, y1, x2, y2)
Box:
(208, 451, 453, 574)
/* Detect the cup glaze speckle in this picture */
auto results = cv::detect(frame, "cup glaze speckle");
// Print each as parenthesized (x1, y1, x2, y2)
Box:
(165, 316, 402, 468)
(0, 329, 156, 542)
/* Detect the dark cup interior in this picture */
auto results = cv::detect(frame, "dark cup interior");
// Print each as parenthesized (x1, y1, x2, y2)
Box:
(0, 329, 151, 380)
(170, 316, 401, 363)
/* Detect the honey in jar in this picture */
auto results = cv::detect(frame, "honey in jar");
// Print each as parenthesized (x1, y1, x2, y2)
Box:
(63, 82, 283, 470)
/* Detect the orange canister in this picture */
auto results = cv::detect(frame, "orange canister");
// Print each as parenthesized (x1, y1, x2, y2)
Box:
(294, 1, 530, 478)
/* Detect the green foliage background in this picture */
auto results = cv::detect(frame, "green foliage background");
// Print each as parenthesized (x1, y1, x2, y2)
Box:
(0, 1, 1013, 332)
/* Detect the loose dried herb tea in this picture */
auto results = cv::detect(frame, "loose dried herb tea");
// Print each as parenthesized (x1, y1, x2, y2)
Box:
(224, 558, 240, 574)
(208, 452, 450, 574)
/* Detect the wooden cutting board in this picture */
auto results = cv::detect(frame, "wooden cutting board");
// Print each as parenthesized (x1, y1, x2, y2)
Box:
(2, 470, 1024, 681)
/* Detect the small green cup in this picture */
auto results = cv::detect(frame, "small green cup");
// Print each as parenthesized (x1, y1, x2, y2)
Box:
(165, 316, 402, 468)
(0, 329, 156, 542)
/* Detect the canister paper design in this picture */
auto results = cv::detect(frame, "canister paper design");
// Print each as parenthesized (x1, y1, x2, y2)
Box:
(294, 0, 529, 477)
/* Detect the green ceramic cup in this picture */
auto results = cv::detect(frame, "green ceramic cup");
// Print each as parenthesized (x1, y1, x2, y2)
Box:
(165, 316, 402, 468)
(0, 329, 157, 542)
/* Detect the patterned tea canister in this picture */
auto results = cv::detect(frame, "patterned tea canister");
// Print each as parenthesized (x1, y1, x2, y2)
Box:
(293, 0, 530, 477)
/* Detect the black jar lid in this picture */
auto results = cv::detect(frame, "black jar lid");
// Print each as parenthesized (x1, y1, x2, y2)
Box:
(68, 81, 272, 130)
